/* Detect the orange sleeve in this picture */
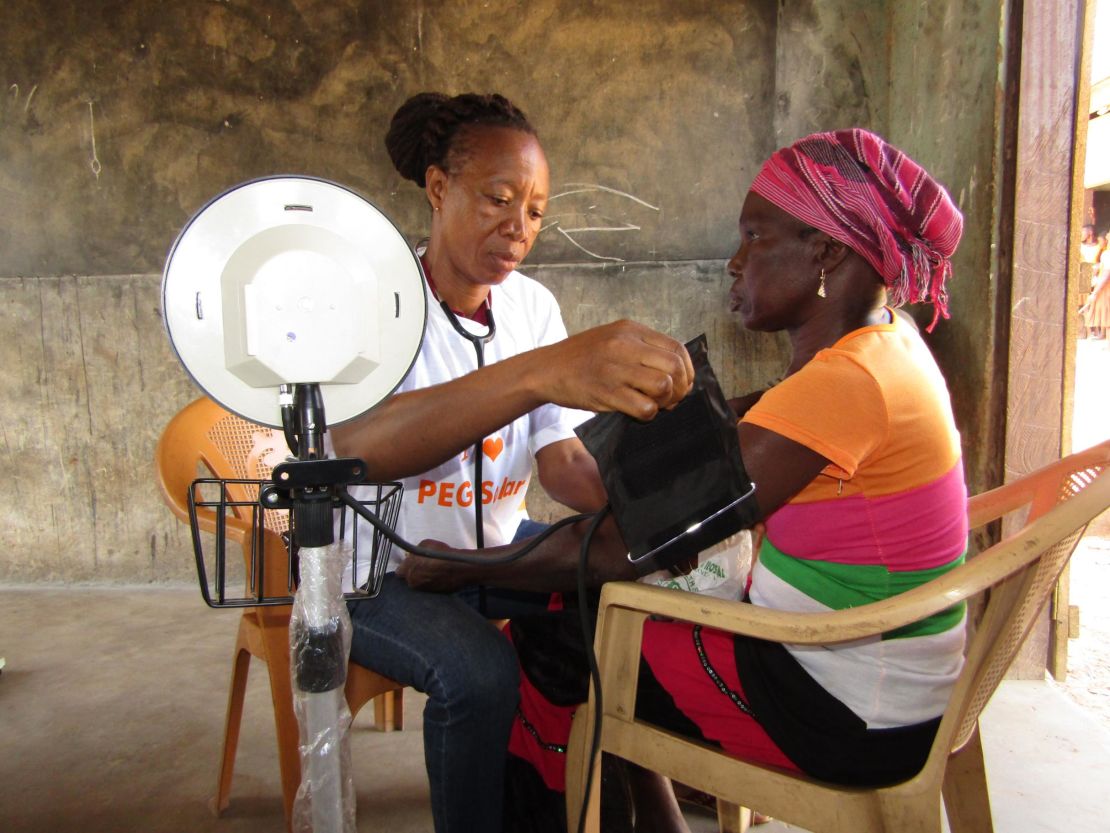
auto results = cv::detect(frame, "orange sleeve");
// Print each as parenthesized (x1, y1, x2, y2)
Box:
(741, 352, 886, 479)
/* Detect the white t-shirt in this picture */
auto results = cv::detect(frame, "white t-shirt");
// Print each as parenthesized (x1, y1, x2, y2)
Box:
(342, 269, 590, 589)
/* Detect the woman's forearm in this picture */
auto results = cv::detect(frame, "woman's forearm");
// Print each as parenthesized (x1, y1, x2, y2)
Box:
(332, 353, 546, 480)
(332, 320, 694, 481)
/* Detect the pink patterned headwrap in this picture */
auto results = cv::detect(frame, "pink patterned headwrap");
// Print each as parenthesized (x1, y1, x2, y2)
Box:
(751, 128, 963, 330)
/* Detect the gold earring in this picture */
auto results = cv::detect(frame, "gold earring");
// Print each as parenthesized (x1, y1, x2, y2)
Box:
(817, 268, 827, 298)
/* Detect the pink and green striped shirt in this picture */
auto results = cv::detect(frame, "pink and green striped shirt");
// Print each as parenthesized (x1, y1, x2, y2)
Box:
(742, 312, 967, 728)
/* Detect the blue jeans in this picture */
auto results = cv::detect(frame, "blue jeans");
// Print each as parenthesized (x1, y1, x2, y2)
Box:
(347, 573, 519, 833)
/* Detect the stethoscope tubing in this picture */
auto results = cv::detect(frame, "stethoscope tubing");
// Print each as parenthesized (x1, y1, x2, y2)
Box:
(439, 299, 496, 550)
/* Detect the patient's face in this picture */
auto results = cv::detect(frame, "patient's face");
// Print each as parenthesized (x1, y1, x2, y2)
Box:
(726, 191, 820, 332)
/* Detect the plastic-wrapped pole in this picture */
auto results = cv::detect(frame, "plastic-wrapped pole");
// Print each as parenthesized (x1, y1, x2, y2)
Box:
(290, 542, 355, 833)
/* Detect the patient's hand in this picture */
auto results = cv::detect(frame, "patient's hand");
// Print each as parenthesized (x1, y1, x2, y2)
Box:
(396, 541, 471, 593)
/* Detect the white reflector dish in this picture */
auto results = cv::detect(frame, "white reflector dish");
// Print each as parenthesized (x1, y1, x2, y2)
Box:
(162, 176, 427, 427)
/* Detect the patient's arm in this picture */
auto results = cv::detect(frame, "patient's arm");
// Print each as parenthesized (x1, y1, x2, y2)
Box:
(396, 514, 636, 593)
(396, 423, 829, 593)
(727, 390, 767, 420)
(535, 437, 607, 513)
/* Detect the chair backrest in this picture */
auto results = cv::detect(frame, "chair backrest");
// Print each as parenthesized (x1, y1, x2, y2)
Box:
(155, 396, 293, 598)
(928, 441, 1110, 774)
(156, 396, 291, 524)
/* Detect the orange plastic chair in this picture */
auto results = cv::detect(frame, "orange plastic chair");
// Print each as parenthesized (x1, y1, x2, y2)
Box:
(565, 440, 1110, 833)
(155, 396, 404, 829)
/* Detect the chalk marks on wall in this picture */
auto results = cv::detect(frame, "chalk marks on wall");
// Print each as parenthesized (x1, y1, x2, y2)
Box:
(543, 182, 660, 262)
(6, 82, 38, 114)
(3, 82, 39, 131)
(86, 100, 102, 181)
(553, 182, 660, 211)
(553, 225, 633, 262)
(9, 83, 104, 181)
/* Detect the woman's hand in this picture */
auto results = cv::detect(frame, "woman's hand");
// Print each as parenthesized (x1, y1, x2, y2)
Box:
(532, 320, 695, 419)
(333, 319, 693, 482)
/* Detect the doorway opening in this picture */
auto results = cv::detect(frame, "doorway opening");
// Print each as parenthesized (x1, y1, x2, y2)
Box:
(1061, 0, 1110, 732)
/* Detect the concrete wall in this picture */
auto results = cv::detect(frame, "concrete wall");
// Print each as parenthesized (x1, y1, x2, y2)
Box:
(2, 275, 197, 581)
(1, 0, 783, 274)
(1, 0, 1010, 583)
(886, 0, 1010, 503)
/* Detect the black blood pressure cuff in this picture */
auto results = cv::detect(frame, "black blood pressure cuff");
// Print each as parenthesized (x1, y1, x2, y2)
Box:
(575, 334, 759, 576)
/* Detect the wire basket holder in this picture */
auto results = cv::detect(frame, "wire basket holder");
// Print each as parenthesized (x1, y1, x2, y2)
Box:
(187, 474, 403, 608)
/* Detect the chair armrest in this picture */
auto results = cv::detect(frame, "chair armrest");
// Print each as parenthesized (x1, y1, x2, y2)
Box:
(599, 466, 1110, 646)
(967, 480, 1038, 529)
(598, 581, 961, 647)
(967, 439, 1110, 528)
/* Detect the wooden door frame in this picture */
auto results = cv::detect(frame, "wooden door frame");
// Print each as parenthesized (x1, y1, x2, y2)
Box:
(1003, 0, 1094, 678)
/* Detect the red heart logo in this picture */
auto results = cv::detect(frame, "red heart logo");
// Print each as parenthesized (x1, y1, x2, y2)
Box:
(482, 437, 504, 462)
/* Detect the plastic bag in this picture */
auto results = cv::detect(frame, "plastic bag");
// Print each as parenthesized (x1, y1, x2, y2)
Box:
(640, 530, 753, 600)
(290, 542, 356, 833)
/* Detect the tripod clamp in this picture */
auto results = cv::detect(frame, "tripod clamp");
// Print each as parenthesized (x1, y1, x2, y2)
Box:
(260, 457, 370, 547)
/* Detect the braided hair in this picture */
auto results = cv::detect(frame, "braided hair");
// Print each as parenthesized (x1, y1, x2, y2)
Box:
(384, 92, 536, 188)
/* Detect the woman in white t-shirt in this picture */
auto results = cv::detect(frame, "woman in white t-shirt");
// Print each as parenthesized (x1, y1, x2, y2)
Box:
(333, 91, 605, 833)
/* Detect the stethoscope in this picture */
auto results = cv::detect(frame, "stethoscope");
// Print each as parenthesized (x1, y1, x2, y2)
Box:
(438, 295, 497, 550)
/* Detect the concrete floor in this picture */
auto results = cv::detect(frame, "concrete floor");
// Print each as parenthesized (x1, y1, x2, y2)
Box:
(1, 587, 1109, 833)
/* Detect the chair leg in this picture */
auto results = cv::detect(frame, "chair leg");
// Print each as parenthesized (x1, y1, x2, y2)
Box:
(716, 799, 751, 833)
(211, 631, 253, 817)
(373, 692, 392, 731)
(261, 624, 301, 831)
(372, 689, 405, 732)
(566, 707, 602, 833)
(876, 791, 942, 833)
(391, 688, 404, 729)
(943, 729, 994, 833)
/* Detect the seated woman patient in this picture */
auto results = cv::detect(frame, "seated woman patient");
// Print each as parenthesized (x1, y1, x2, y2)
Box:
(396, 128, 969, 833)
